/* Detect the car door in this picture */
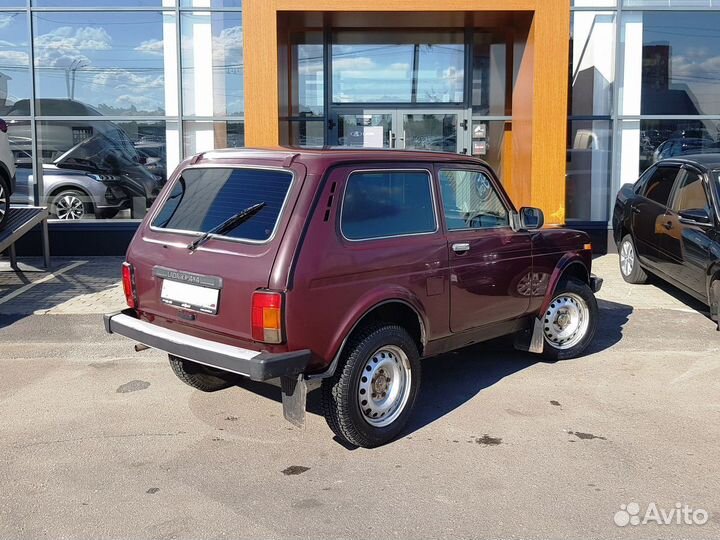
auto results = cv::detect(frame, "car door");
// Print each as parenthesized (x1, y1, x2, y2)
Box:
(437, 166, 532, 333)
(660, 167, 714, 295)
(631, 164, 681, 268)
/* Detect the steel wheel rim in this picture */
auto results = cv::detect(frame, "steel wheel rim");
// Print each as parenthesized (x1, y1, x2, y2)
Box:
(56, 194, 85, 220)
(0, 184, 6, 219)
(620, 240, 635, 276)
(543, 292, 590, 350)
(357, 345, 411, 428)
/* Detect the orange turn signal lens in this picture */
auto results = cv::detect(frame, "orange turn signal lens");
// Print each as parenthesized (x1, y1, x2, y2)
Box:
(583, 243, 593, 251)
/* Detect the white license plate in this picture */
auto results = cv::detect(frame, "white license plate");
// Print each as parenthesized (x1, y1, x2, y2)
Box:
(161, 279, 220, 315)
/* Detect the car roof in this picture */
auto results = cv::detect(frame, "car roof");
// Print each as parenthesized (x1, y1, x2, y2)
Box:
(194, 146, 492, 168)
(658, 153, 720, 171)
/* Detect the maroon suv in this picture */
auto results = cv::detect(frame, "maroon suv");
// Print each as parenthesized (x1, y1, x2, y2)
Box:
(105, 148, 602, 448)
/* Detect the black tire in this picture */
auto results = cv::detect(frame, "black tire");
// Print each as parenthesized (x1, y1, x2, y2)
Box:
(0, 175, 9, 229)
(168, 355, 233, 392)
(541, 278, 599, 361)
(321, 324, 421, 448)
(710, 279, 720, 331)
(619, 234, 648, 284)
(94, 208, 120, 220)
(51, 189, 92, 220)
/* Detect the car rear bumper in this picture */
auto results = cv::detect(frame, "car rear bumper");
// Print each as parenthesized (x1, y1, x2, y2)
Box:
(104, 309, 310, 381)
(590, 274, 603, 293)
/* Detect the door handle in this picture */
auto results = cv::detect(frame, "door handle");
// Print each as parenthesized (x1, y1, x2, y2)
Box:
(631, 205, 641, 214)
(452, 243, 471, 254)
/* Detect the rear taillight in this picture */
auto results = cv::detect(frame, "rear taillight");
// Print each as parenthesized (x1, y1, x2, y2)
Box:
(0, 119, 7, 133)
(121, 262, 137, 309)
(251, 291, 283, 344)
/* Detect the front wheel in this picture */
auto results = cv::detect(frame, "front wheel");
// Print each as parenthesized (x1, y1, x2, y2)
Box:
(541, 278, 599, 361)
(321, 324, 421, 448)
(51, 190, 92, 220)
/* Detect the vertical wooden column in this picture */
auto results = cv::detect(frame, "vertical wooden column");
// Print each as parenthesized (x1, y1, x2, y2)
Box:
(243, 0, 280, 147)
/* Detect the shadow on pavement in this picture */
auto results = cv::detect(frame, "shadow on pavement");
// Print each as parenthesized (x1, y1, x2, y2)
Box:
(646, 274, 710, 318)
(232, 298, 634, 447)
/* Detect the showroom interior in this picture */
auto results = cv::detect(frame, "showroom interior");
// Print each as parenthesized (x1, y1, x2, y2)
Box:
(1, 0, 719, 253)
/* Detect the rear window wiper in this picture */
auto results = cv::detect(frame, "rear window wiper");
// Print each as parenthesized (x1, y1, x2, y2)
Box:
(187, 202, 266, 251)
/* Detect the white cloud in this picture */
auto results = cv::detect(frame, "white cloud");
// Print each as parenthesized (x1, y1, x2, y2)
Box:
(332, 57, 376, 71)
(390, 63, 410, 72)
(34, 26, 112, 68)
(211, 25, 243, 66)
(0, 15, 16, 30)
(91, 69, 164, 93)
(0, 50, 29, 67)
(135, 38, 164, 56)
(115, 94, 161, 111)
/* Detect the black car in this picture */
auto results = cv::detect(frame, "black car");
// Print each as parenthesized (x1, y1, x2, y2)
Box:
(613, 155, 720, 326)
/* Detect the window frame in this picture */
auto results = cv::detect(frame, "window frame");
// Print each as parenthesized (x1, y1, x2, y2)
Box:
(338, 167, 439, 243)
(148, 164, 297, 246)
(639, 163, 682, 208)
(669, 167, 712, 216)
(437, 166, 512, 232)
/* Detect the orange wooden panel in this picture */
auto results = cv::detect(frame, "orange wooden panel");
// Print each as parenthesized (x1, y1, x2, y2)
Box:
(244, 0, 569, 224)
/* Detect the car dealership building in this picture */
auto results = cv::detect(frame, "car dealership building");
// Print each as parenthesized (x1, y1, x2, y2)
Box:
(0, 0, 718, 253)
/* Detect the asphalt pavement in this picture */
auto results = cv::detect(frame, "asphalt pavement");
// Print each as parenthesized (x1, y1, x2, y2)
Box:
(0, 255, 718, 539)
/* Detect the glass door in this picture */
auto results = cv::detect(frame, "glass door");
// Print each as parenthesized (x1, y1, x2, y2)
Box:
(332, 110, 395, 148)
(330, 109, 470, 153)
(398, 110, 467, 154)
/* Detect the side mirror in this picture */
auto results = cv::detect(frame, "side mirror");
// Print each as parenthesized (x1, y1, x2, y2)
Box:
(519, 207, 544, 230)
(679, 208, 712, 226)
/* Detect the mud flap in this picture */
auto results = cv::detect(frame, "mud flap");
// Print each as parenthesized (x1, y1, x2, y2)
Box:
(281, 374, 307, 429)
(513, 318, 545, 354)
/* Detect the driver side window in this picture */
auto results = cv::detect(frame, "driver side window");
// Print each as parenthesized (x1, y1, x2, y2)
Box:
(439, 169, 509, 230)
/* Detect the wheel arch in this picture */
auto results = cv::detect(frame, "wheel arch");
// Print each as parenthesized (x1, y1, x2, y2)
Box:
(311, 297, 427, 380)
(539, 254, 591, 317)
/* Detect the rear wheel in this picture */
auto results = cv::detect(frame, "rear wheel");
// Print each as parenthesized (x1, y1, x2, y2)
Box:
(619, 234, 648, 284)
(541, 278, 598, 361)
(321, 324, 420, 448)
(168, 355, 234, 392)
(0, 175, 9, 229)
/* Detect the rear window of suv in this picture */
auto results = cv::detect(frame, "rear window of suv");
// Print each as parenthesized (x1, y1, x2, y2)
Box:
(151, 167, 293, 242)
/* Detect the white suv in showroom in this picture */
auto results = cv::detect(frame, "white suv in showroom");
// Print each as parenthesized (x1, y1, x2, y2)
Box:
(0, 117, 17, 229)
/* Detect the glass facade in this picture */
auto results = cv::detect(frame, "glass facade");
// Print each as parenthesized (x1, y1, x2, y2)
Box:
(3, 1, 720, 229)
(0, 1, 244, 221)
(571, 2, 720, 224)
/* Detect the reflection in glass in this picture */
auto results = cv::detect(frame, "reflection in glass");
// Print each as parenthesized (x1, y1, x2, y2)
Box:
(332, 31, 464, 104)
(33, 11, 175, 116)
(183, 120, 245, 156)
(402, 113, 457, 153)
(180, 0, 242, 7)
(181, 11, 244, 117)
(566, 120, 613, 221)
(472, 120, 507, 179)
(639, 119, 720, 172)
(37, 120, 172, 220)
(33, 0, 169, 6)
(0, 12, 31, 114)
(285, 120, 324, 148)
(290, 32, 323, 117)
(338, 114, 393, 148)
(570, 11, 615, 116)
(640, 11, 720, 115)
(5, 119, 34, 206)
(472, 31, 508, 116)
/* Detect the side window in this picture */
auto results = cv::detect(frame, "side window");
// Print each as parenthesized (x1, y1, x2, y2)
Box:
(341, 170, 436, 240)
(439, 169, 509, 230)
(642, 166, 679, 207)
(673, 171, 710, 215)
